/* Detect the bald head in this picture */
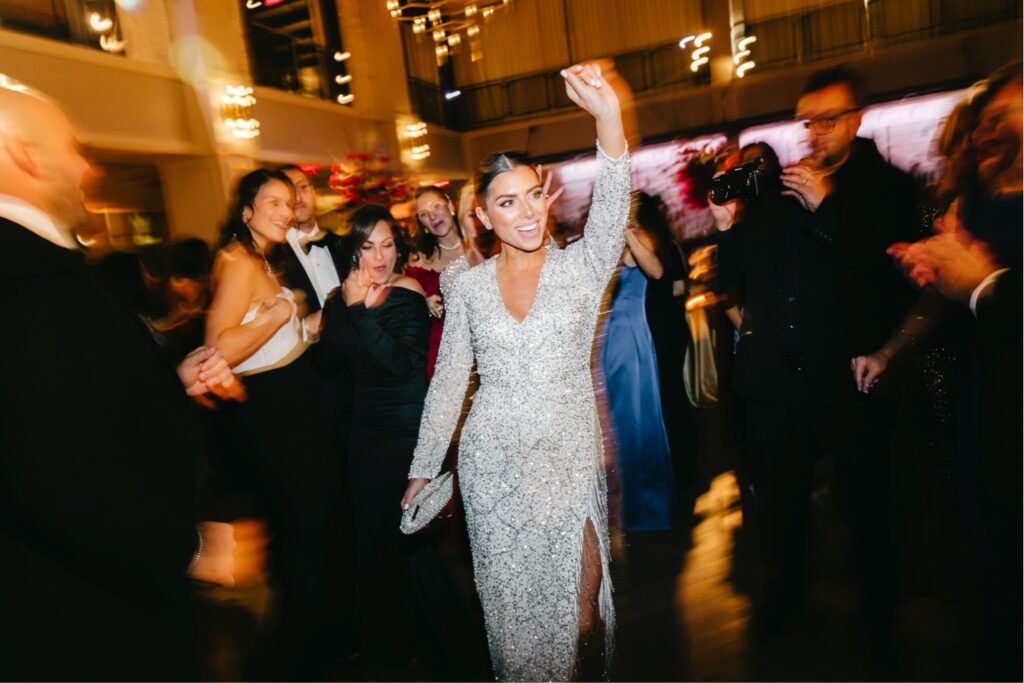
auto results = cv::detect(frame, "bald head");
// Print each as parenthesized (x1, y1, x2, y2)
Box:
(0, 78, 92, 237)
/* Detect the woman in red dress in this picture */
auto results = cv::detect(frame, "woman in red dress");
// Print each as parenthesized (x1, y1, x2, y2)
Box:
(404, 185, 483, 379)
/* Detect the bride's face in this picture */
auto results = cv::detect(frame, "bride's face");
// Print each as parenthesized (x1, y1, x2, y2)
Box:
(475, 166, 548, 253)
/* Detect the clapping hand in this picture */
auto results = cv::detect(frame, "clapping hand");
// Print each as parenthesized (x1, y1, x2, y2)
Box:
(888, 205, 1000, 303)
(342, 261, 389, 308)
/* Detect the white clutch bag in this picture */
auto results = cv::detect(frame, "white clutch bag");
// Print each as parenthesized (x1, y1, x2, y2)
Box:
(399, 472, 454, 535)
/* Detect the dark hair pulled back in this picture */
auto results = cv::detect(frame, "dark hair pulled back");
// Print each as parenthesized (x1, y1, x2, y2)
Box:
(474, 151, 532, 202)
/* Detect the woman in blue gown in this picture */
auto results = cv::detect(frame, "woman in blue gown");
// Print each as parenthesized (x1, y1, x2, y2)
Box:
(601, 225, 675, 532)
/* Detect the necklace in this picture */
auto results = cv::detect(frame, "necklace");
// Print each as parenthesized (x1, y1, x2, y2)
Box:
(438, 238, 462, 251)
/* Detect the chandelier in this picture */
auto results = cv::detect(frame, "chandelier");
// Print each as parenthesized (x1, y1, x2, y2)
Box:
(385, 0, 514, 65)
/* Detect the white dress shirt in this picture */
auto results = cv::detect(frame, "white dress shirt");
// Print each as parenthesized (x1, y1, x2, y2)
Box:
(285, 224, 341, 307)
(969, 268, 1010, 317)
(0, 194, 78, 250)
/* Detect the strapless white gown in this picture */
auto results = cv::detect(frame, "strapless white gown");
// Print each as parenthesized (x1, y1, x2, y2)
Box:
(232, 288, 304, 375)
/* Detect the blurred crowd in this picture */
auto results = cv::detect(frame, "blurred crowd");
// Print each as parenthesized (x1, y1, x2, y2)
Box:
(1, 58, 1020, 682)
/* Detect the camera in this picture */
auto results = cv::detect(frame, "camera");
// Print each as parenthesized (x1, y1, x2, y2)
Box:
(708, 156, 771, 205)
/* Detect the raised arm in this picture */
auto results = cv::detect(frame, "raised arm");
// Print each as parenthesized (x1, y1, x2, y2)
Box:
(626, 228, 664, 279)
(407, 277, 474, 483)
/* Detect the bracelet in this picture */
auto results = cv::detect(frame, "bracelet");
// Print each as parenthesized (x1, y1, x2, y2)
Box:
(188, 527, 203, 575)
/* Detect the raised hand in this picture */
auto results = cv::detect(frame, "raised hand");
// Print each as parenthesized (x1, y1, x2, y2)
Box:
(342, 260, 371, 306)
(561, 63, 620, 123)
(561, 63, 625, 158)
(535, 164, 564, 207)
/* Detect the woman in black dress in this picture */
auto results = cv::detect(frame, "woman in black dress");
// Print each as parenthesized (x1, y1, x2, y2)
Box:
(316, 204, 480, 676)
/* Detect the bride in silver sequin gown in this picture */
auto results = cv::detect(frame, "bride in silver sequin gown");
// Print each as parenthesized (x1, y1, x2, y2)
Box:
(403, 63, 630, 681)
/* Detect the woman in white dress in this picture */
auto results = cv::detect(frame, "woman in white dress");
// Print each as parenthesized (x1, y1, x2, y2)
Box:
(205, 169, 355, 678)
(402, 63, 629, 681)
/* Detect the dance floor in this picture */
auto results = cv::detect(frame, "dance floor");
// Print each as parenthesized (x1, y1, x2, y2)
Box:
(198, 406, 968, 681)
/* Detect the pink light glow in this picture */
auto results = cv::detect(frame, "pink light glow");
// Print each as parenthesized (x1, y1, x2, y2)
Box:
(550, 88, 967, 239)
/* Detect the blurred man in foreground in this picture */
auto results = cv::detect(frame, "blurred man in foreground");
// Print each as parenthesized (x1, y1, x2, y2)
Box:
(889, 64, 1022, 680)
(0, 76, 234, 679)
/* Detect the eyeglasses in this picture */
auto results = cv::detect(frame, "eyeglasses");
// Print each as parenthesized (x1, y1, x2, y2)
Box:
(800, 108, 858, 134)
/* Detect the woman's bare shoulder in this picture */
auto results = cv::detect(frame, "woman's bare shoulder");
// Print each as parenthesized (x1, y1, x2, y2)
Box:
(391, 275, 427, 297)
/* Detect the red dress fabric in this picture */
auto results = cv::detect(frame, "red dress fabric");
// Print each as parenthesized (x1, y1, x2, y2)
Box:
(404, 265, 443, 380)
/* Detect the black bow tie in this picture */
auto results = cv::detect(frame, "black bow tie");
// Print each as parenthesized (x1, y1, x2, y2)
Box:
(299, 233, 332, 255)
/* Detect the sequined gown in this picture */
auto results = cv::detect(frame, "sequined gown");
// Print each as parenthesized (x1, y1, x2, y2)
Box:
(409, 143, 631, 681)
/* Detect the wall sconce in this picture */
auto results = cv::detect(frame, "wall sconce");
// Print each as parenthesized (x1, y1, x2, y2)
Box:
(89, 12, 114, 32)
(734, 35, 757, 78)
(221, 85, 260, 139)
(402, 121, 430, 162)
(690, 32, 711, 72)
(88, 10, 126, 53)
(99, 35, 127, 53)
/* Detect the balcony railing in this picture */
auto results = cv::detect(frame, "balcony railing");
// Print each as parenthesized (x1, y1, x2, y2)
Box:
(409, 0, 1019, 131)
(411, 38, 706, 131)
(746, 0, 1021, 71)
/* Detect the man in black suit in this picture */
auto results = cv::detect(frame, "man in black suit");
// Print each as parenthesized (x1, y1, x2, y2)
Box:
(716, 65, 916, 660)
(276, 164, 342, 314)
(0, 78, 235, 679)
(265, 165, 360, 666)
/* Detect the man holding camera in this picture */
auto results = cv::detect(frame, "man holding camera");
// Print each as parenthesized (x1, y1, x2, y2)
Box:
(715, 65, 916, 668)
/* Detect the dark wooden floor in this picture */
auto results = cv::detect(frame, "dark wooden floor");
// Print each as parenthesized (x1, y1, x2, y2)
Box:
(198, 405, 982, 681)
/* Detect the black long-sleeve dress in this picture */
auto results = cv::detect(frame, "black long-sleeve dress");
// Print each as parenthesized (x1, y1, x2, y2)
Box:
(316, 285, 476, 676)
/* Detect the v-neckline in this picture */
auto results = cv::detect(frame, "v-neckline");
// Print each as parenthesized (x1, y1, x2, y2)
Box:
(492, 252, 548, 327)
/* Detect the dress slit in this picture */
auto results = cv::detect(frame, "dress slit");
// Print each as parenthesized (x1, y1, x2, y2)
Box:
(571, 419, 616, 680)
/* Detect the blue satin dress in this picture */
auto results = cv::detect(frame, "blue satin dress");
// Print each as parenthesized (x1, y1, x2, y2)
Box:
(600, 264, 675, 531)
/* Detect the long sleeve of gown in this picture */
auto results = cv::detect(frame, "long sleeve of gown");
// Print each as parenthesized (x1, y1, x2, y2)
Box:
(567, 140, 632, 294)
(439, 255, 470, 300)
(408, 276, 474, 479)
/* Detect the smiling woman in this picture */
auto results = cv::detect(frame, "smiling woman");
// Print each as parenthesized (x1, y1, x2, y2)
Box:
(204, 168, 358, 678)
(404, 62, 630, 681)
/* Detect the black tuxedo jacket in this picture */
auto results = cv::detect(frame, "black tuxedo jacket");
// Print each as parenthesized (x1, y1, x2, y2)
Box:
(974, 268, 1023, 520)
(0, 217, 199, 680)
(717, 138, 917, 406)
(274, 230, 343, 314)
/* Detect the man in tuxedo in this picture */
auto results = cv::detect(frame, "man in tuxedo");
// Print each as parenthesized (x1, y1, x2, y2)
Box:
(716, 65, 916, 663)
(276, 164, 342, 313)
(272, 164, 361, 666)
(0, 77, 234, 679)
